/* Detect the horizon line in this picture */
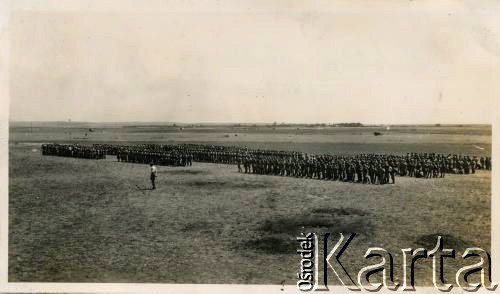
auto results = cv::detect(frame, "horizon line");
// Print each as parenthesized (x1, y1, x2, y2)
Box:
(8, 120, 492, 126)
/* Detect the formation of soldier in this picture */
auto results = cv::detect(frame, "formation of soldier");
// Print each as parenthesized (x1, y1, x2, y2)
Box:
(41, 143, 106, 159)
(41, 143, 491, 184)
(116, 147, 193, 167)
(92, 143, 299, 165)
(239, 153, 490, 184)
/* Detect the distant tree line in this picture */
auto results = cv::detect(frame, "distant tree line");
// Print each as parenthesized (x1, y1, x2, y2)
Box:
(231, 122, 365, 128)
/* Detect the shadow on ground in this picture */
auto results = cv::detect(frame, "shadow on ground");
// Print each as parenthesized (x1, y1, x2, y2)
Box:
(239, 207, 372, 254)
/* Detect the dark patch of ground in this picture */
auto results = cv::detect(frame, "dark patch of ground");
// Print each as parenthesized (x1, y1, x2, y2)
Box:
(415, 233, 471, 251)
(161, 169, 207, 175)
(259, 213, 371, 236)
(239, 236, 297, 255)
(185, 180, 273, 189)
(181, 221, 223, 236)
(311, 207, 369, 216)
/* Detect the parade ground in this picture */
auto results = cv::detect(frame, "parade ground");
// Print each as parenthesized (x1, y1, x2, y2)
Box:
(8, 123, 492, 285)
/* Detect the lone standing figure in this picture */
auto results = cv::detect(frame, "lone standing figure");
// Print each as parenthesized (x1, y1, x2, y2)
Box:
(150, 163, 157, 190)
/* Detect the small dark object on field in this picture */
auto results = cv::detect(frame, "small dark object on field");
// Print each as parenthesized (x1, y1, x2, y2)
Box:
(374, 132, 383, 136)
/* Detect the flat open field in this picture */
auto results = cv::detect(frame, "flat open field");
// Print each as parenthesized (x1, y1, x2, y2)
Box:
(8, 124, 492, 285)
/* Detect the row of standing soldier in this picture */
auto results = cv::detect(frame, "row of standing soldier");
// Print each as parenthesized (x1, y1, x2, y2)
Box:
(42, 143, 491, 184)
(41, 143, 106, 159)
(237, 153, 489, 184)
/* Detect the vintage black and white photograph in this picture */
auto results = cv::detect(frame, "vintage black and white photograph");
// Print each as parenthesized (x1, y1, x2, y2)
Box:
(1, 0, 499, 292)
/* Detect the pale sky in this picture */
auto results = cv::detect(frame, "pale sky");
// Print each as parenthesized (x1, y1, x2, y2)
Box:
(8, 0, 500, 124)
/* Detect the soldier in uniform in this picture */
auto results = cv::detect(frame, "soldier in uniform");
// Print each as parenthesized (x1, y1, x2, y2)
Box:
(150, 163, 157, 190)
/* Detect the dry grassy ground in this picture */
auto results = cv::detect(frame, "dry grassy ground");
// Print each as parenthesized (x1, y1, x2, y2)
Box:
(8, 125, 491, 285)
